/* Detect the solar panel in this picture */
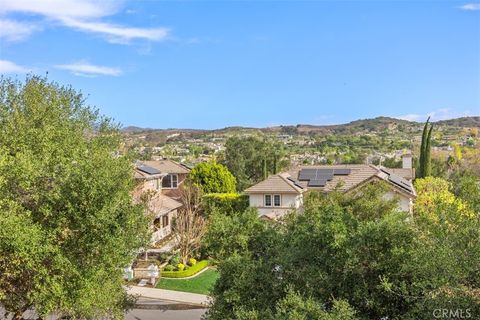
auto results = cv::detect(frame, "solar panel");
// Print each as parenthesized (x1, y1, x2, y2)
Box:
(334, 169, 351, 175)
(317, 172, 334, 179)
(308, 179, 327, 187)
(389, 174, 413, 193)
(287, 177, 304, 189)
(137, 165, 161, 175)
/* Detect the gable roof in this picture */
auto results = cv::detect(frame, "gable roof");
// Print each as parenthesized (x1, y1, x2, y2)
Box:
(141, 160, 191, 174)
(246, 164, 416, 198)
(244, 173, 304, 194)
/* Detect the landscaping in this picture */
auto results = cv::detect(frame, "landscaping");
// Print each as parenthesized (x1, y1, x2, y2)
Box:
(161, 259, 209, 278)
(156, 268, 219, 295)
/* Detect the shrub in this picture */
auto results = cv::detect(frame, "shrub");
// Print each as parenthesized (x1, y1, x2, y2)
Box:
(177, 263, 185, 271)
(159, 252, 170, 262)
(163, 265, 175, 271)
(161, 260, 209, 278)
(188, 258, 197, 266)
(202, 193, 249, 216)
(170, 254, 180, 265)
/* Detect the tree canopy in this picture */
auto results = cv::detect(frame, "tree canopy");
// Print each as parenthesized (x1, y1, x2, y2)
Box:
(0, 77, 148, 318)
(206, 181, 480, 319)
(223, 136, 289, 191)
(188, 161, 237, 194)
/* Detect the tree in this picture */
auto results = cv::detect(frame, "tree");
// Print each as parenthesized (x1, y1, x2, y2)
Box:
(208, 180, 480, 319)
(0, 77, 149, 318)
(188, 161, 236, 193)
(418, 117, 434, 178)
(172, 183, 207, 265)
(224, 136, 289, 191)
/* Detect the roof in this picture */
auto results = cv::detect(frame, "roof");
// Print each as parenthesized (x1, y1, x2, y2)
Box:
(244, 173, 304, 194)
(379, 167, 415, 180)
(140, 160, 191, 175)
(149, 194, 183, 216)
(246, 164, 416, 198)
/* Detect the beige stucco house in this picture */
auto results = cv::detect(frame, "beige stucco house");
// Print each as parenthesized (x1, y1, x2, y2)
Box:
(245, 163, 416, 220)
(133, 160, 191, 243)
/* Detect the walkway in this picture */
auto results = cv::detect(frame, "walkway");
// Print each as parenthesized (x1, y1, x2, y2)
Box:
(126, 286, 210, 306)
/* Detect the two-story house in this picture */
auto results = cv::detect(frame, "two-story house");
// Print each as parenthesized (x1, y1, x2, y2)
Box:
(133, 160, 191, 243)
(245, 158, 416, 220)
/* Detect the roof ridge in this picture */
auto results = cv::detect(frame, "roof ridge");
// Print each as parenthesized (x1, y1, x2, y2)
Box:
(277, 173, 303, 192)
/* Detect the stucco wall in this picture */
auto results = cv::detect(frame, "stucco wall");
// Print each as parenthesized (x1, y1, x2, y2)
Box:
(249, 193, 302, 209)
(383, 191, 412, 212)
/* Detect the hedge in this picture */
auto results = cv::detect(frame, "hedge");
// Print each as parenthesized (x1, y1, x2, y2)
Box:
(161, 260, 209, 278)
(202, 193, 249, 215)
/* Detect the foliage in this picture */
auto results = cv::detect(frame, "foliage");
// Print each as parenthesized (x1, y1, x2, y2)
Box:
(169, 254, 180, 266)
(223, 136, 289, 191)
(203, 208, 267, 262)
(202, 192, 249, 216)
(188, 161, 237, 193)
(161, 260, 209, 278)
(418, 117, 434, 178)
(163, 265, 175, 271)
(0, 77, 148, 318)
(177, 263, 185, 271)
(207, 180, 480, 319)
(157, 268, 219, 295)
(188, 258, 197, 266)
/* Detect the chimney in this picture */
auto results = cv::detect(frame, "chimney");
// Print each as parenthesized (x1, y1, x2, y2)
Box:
(402, 152, 412, 169)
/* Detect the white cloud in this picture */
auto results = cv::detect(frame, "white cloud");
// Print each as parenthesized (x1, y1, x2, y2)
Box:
(460, 3, 480, 10)
(397, 108, 472, 122)
(55, 62, 122, 77)
(0, 59, 30, 74)
(0, 0, 169, 44)
(59, 17, 169, 44)
(0, 19, 40, 41)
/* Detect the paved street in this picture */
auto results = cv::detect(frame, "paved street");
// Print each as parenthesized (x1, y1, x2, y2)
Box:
(125, 298, 207, 320)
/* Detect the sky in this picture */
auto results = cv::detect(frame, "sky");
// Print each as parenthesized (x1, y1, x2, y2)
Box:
(0, 0, 479, 129)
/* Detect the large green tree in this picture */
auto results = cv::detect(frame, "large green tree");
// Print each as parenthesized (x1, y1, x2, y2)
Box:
(207, 181, 480, 319)
(223, 136, 289, 191)
(0, 77, 149, 318)
(188, 161, 237, 193)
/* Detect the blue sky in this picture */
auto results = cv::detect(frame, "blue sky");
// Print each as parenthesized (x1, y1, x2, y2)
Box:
(0, 0, 479, 129)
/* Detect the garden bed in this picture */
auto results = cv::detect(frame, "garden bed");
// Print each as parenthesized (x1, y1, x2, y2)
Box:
(161, 259, 209, 278)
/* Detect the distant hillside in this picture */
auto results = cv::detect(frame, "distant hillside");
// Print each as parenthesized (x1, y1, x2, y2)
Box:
(122, 116, 479, 146)
(435, 116, 480, 128)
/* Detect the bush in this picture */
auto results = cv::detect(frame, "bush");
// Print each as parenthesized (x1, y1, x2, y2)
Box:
(177, 263, 185, 271)
(188, 258, 197, 266)
(161, 260, 209, 278)
(170, 254, 180, 265)
(202, 193, 249, 216)
(159, 252, 170, 262)
(163, 265, 175, 271)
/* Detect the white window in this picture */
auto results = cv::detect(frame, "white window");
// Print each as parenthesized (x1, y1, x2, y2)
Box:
(264, 194, 272, 207)
(274, 194, 281, 207)
(162, 174, 178, 189)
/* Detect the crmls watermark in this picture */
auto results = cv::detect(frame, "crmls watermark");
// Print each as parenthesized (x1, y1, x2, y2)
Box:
(433, 308, 472, 319)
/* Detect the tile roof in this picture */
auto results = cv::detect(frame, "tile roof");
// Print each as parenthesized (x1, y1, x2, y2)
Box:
(141, 160, 191, 174)
(244, 173, 304, 194)
(246, 164, 416, 197)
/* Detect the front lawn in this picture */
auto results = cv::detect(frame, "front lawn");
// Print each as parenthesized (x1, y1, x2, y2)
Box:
(156, 268, 219, 295)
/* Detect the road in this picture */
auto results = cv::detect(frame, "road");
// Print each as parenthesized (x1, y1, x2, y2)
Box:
(125, 298, 207, 320)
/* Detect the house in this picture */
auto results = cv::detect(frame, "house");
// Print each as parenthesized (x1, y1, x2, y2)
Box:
(133, 159, 191, 243)
(139, 160, 191, 199)
(245, 161, 416, 220)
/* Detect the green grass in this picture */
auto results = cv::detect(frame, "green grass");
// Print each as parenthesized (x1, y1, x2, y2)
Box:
(156, 268, 219, 295)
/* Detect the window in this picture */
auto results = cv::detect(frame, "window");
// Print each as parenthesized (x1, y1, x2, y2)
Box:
(162, 215, 169, 228)
(264, 194, 272, 207)
(274, 194, 281, 207)
(162, 174, 178, 189)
